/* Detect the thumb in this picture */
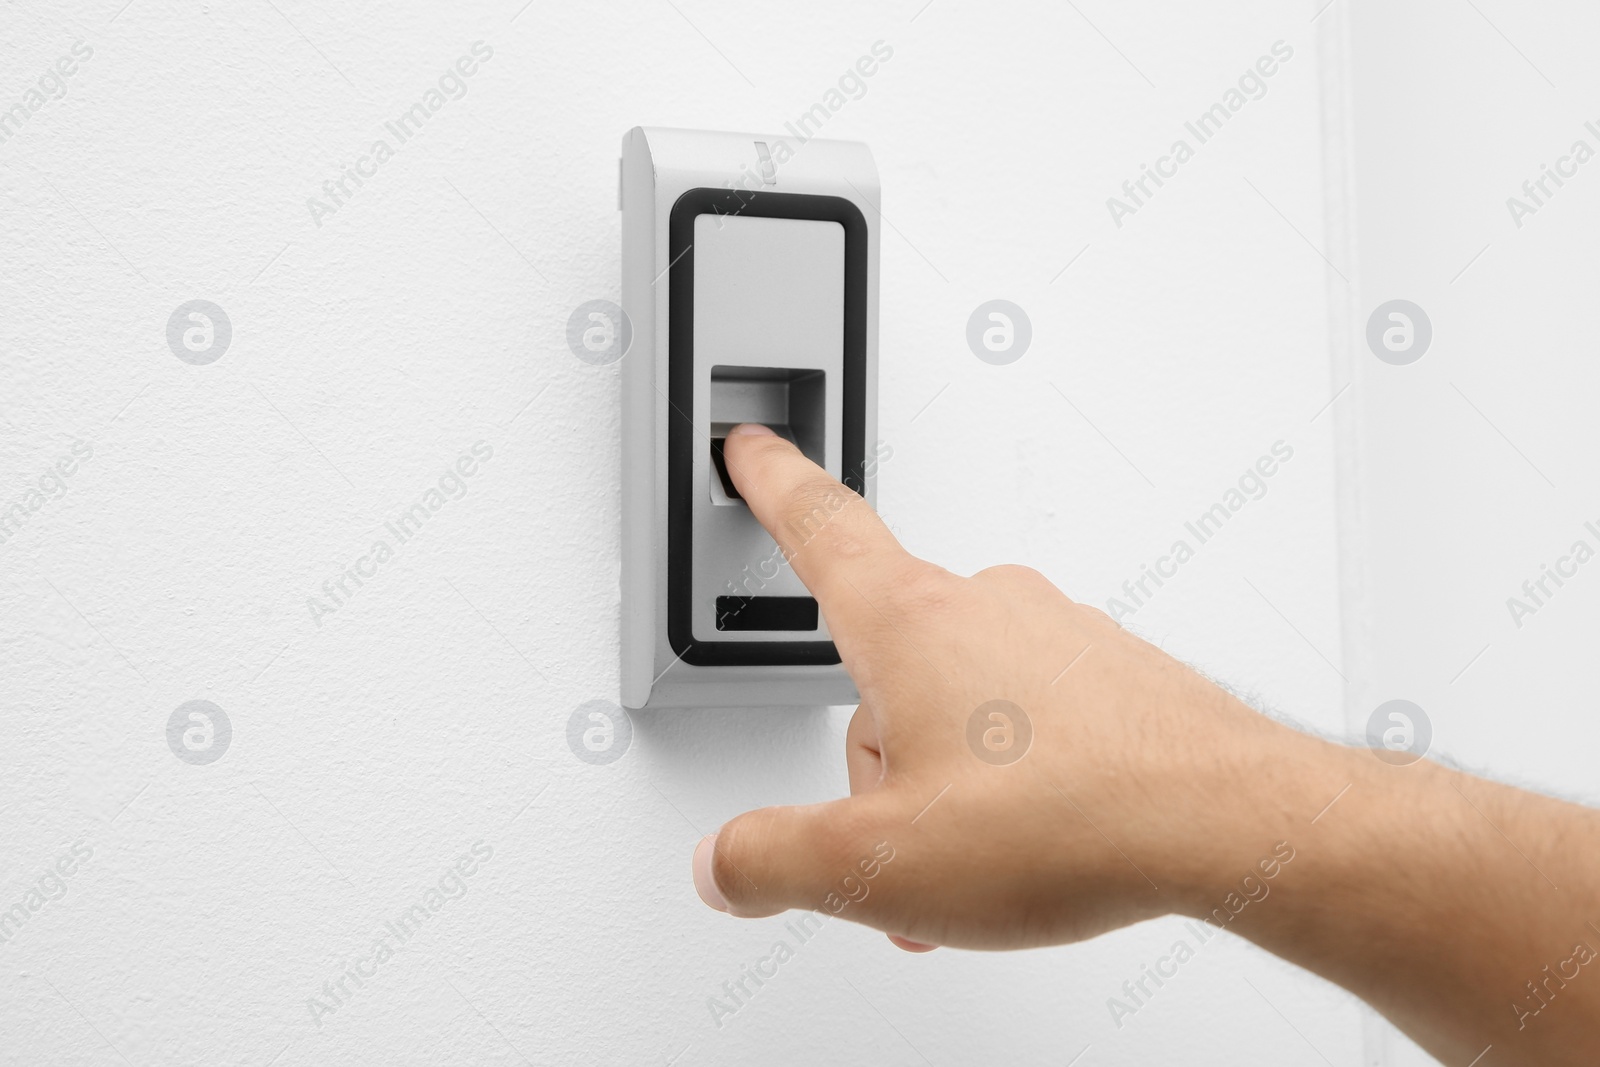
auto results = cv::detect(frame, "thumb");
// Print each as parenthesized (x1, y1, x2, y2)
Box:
(692, 798, 865, 918)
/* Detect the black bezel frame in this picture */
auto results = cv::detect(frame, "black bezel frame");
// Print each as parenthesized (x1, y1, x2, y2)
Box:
(666, 187, 868, 667)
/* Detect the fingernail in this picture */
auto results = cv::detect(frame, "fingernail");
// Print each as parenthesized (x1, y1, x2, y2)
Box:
(729, 423, 775, 437)
(693, 834, 729, 912)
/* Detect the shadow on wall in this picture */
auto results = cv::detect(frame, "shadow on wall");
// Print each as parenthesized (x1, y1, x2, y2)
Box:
(626, 704, 841, 789)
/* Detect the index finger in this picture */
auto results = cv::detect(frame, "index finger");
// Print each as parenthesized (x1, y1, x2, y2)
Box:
(721, 423, 908, 641)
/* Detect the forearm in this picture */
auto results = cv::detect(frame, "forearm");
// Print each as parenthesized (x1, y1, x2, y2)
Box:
(1196, 727, 1600, 1065)
(697, 427, 1600, 1061)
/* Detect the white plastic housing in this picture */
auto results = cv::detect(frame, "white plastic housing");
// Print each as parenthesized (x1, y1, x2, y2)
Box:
(618, 126, 880, 709)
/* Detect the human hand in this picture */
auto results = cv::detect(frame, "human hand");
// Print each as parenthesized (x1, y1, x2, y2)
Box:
(689, 424, 1346, 951)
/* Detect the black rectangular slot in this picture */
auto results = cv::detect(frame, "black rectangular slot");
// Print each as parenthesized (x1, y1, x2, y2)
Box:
(716, 596, 819, 632)
(709, 438, 741, 500)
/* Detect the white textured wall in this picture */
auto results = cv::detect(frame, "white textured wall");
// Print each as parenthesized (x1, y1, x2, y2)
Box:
(1344, 1, 1600, 1064)
(2, 1, 1361, 1064)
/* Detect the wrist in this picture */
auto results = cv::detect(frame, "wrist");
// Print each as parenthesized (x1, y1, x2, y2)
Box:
(1158, 714, 1371, 923)
(1167, 724, 1462, 981)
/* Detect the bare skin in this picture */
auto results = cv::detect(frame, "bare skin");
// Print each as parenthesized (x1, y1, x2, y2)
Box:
(690, 423, 1600, 1066)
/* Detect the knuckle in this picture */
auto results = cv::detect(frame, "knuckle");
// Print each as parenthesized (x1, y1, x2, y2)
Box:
(824, 813, 879, 874)
(780, 477, 855, 550)
(1080, 604, 1114, 625)
(974, 563, 1052, 590)
(883, 563, 964, 617)
(741, 432, 800, 463)
(839, 796, 893, 850)
(1073, 601, 1121, 631)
